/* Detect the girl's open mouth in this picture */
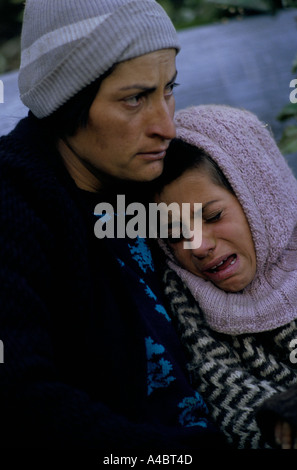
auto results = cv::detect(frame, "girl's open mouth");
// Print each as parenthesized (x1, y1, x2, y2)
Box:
(206, 254, 237, 273)
(203, 254, 239, 282)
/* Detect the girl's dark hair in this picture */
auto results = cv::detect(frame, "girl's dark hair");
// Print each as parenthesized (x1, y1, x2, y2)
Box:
(32, 66, 115, 141)
(153, 137, 234, 194)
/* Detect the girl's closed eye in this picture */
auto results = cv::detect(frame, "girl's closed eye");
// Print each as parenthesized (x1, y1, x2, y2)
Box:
(205, 210, 223, 223)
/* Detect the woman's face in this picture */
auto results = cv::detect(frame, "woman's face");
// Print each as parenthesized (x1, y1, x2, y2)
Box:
(58, 49, 177, 191)
(156, 167, 257, 292)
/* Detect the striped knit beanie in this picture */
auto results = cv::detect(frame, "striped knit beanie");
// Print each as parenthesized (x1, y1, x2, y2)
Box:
(18, 0, 180, 118)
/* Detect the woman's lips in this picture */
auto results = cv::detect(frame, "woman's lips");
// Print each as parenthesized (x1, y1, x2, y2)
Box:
(202, 254, 238, 282)
(138, 149, 167, 160)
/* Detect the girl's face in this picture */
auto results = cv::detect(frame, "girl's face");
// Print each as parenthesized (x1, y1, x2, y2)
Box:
(156, 167, 257, 292)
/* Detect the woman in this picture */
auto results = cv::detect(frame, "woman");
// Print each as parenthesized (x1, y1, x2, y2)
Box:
(152, 104, 297, 448)
(0, 1, 227, 450)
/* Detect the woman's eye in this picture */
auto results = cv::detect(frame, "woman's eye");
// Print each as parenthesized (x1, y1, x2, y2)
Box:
(124, 94, 143, 107)
(206, 211, 222, 223)
(165, 82, 179, 97)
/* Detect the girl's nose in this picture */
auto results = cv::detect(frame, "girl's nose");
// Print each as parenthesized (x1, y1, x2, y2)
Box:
(191, 229, 216, 259)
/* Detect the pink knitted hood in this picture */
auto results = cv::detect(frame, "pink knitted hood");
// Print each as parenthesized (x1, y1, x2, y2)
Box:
(164, 105, 297, 334)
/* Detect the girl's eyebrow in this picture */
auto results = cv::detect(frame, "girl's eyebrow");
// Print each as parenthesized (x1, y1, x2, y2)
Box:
(202, 200, 220, 212)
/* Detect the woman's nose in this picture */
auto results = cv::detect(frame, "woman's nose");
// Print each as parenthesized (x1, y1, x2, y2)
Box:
(147, 100, 176, 140)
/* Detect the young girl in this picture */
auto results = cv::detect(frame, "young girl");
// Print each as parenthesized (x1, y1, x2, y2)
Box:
(152, 104, 297, 449)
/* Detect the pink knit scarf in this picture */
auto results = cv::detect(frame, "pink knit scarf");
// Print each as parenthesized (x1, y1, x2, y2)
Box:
(162, 105, 297, 334)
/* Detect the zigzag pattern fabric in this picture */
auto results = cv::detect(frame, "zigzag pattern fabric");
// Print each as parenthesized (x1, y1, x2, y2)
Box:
(163, 268, 297, 449)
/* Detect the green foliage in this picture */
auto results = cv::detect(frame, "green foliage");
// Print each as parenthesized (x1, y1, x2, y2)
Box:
(0, 0, 24, 40)
(277, 16, 297, 155)
(0, 0, 296, 73)
(203, 0, 297, 11)
(278, 125, 297, 154)
(278, 102, 297, 121)
(158, 0, 293, 29)
(0, 0, 24, 73)
(278, 90, 297, 154)
(205, 0, 282, 12)
(158, 0, 223, 29)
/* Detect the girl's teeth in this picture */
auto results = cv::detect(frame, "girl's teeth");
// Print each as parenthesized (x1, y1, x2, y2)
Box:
(211, 257, 227, 271)
(209, 255, 236, 273)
